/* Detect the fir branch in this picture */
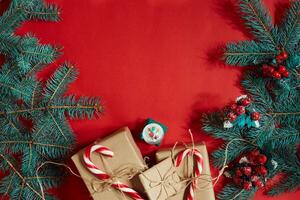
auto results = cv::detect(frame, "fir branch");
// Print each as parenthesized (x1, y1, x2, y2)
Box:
(48, 111, 67, 141)
(0, 4, 25, 34)
(0, 82, 30, 98)
(2, 175, 13, 198)
(30, 82, 43, 109)
(0, 140, 71, 150)
(279, 1, 300, 52)
(267, 111, 300, 117)
(0, 104, 103, 115)
(0, 154, 44, 199)
(218, 184, 257, 200)
(23, 62, 44, 79)
(239, 0, 277, 46)
(224, 41, 277, 66)
(44, 63, 78, 102)
(267, 146, 300, 195)
(24, 3, 61, 22)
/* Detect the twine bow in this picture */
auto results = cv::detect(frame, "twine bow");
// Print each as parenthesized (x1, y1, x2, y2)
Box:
(141, 162, 182, 200)
(90, 165, 145, 193)
(83, 144, 145, 200)
(173, 130, 204, 200)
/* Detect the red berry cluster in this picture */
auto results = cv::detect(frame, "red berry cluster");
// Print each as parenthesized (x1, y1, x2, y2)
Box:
(233, 150, 268, 191)
(276, 50, 288, 63)
(226, 97, 260, 122)
(262, 65, 289, 79)
(262, 50, 289, 79)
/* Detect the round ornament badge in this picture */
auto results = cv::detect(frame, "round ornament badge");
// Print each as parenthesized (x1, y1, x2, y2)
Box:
(140, 119, 168, 146)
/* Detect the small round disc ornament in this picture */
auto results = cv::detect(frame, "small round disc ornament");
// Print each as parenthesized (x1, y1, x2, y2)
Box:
(140, 119, 167, 146)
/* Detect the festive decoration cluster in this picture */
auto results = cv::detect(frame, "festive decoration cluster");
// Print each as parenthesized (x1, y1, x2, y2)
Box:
(0, 0, 102, 199)
(223, 95, 260, 129)
(262, 50, 290, 79)
(231, 150, 268, 191)
(140, 118, 167, 146)
(203, 0, 300, 199)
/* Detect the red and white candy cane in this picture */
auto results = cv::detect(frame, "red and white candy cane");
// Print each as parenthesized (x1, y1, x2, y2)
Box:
(83, 144, 144, 200)
(175, 148, 204, 200)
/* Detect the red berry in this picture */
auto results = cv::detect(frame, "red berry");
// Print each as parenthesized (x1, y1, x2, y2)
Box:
(229, 103, 238, 110)
(243, 182, 252, 191)
(233, 177, 243, 185)
(278, 65, 287, 74)
(269, 67, 275, 73)
(235, 168, 243, 177)
(256, 166, 268, 176)
(250, 150, 260, 156)
(228, 112, 237, 122)
(253, 179, 264, 188)
(276, 55, 284, 63)
(251, 112, 261, 121)
(241, 98, 251, 106)
(272, 71, 282, 79)
(235, 106, 246, 115)
(282, 71, 289, 78)
(248, 155, 256, 163)
(262, 65, 269, 72)
(257, 154, 267, 165)
(243, 166, 252, 176)
(280, 51, 288, 59)
(262, 65, 274, 76)
(248, 150, 260, 163)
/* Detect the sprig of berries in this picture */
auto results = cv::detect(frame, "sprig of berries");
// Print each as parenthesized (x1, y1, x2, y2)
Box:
(262, 50, 289, 80)
(232, 150, 268, 191)
(226, 97, 260, 122)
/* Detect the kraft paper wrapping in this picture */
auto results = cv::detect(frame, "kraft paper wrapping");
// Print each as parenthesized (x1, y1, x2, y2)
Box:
(138, 157, 185, 200)
(71, 127, 147, 200)
(155, 143, 215, 200)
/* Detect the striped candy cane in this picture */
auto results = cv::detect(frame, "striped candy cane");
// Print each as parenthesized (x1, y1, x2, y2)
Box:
(175, 148, 204, 200)
(83, 144, 144, 200)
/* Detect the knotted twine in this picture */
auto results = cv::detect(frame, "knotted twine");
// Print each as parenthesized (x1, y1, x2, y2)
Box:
(83, 144, 145, 200)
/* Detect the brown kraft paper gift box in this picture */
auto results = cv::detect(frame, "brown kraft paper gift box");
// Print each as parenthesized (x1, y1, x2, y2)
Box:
(72, 127, 147, 200)
(138, 157, 185, 200)
(155, 143, 215, 200)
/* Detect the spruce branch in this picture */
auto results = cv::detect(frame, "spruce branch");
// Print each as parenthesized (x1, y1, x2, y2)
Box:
(224, 41, 277, 66)
(279, 1, 300, 52)
(267, 111, 300, 117)
(0, 154, 44, 199)
(239, 0, 277, 46)
(0, 104, 103, 116)
(0, 0, 103, 198)
(44, 63, 78, 102)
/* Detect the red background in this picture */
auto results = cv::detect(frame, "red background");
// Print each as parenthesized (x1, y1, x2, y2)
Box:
(10, 0, 300, 199)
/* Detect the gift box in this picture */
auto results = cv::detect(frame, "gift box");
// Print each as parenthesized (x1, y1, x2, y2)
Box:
(138, 157, 185, 200)
(156, 143, 215, 200)
(71, 127, 147, 200)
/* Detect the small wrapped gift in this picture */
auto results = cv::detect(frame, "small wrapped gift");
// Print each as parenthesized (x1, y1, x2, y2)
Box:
(156, 143, 215, 200)
(138, 157, 185, 200)
(71, 127, 147, 200)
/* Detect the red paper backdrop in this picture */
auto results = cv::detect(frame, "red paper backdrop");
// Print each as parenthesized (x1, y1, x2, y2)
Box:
(9, 0, 300, 199)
